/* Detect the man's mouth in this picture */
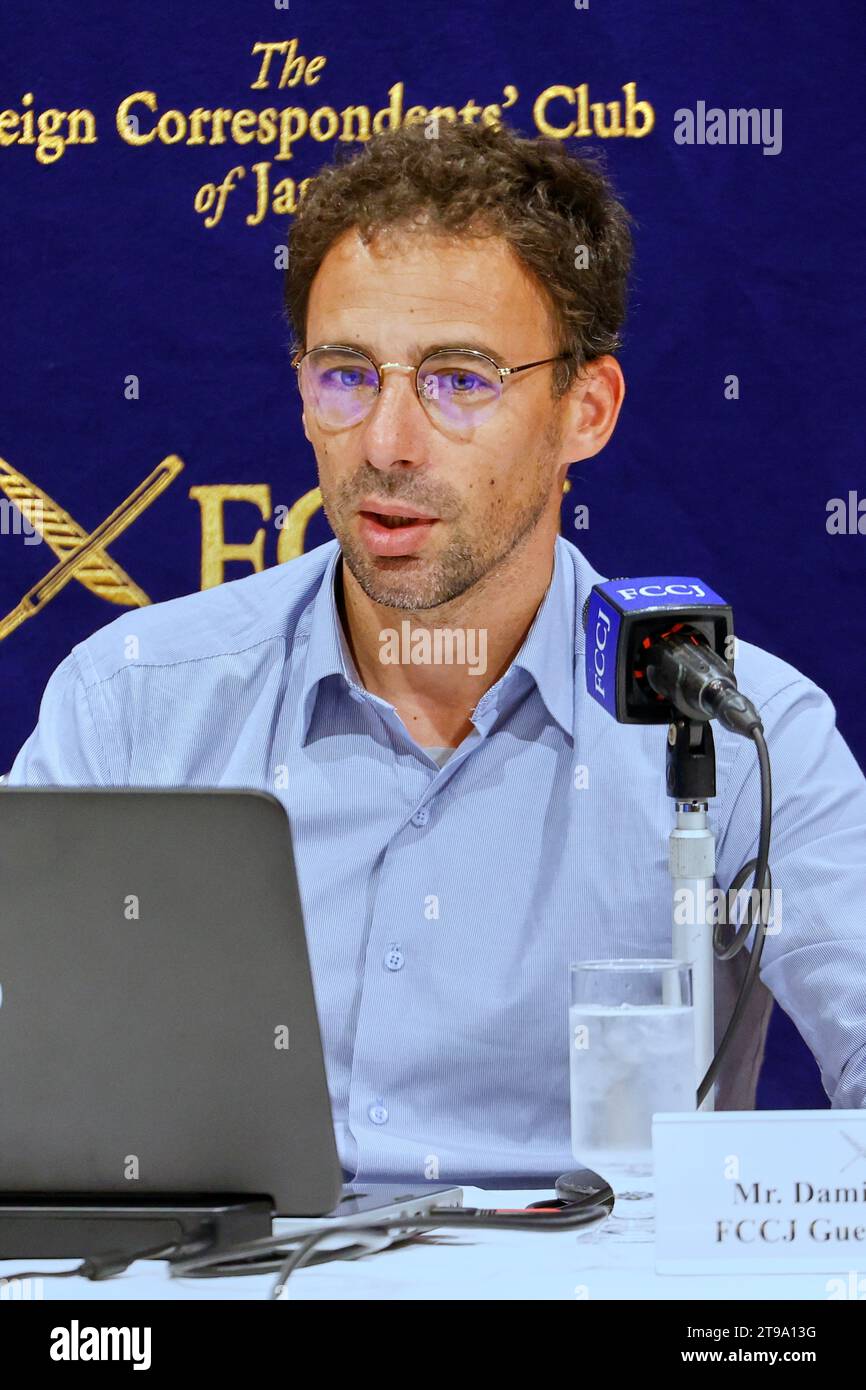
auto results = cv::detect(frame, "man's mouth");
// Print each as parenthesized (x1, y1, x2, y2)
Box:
(363, 512, 425, 528)
(356, 509, 440, 556)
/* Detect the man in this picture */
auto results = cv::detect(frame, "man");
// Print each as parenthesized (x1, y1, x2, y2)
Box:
(9, 122, 866, 1185)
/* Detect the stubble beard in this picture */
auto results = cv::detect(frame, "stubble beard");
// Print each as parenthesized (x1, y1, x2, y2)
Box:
(321, 438, 559, 613)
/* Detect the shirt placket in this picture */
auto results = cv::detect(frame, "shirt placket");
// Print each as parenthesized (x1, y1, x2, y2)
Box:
(343, 693, 499, 1177)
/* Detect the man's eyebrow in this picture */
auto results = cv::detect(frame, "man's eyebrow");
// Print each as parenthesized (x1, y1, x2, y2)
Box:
(423, 338, 507, 363)
(310, 336, 508, 364)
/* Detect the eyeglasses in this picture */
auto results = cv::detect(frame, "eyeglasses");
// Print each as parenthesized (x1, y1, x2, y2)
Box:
(291, 344, 574, 431)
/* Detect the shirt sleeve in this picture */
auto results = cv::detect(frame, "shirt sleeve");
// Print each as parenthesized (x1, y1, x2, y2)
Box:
(5, 652, 110, 787)
(714, 675, 866, 1109)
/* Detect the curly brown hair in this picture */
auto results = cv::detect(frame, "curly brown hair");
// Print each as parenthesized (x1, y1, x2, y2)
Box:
(284, 119, 634, 397)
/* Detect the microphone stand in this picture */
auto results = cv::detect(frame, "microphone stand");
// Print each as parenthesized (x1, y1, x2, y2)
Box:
(667, 717, 717, 1112)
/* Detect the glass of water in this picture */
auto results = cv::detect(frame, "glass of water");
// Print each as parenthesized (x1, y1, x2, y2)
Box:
(569, 959, 695, 1209)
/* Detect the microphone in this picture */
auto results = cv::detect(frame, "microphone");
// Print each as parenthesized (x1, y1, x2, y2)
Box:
(582, 577, 762, 738)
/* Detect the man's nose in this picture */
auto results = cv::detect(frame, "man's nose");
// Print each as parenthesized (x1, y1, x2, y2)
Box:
(361, 365, 430, 465)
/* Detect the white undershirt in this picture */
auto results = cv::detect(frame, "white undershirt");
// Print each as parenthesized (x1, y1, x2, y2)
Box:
(424, 747, 455, 768)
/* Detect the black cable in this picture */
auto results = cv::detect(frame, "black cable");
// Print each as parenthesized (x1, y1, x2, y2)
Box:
(7, 1236, 202, 1284)
(169, 1202, 614, 1297)
(9, 1206, 609, 1295)
(169, 1226, 419, 1282)
(270, 1226, 393, 1300)
(697, 725, 773, 1105)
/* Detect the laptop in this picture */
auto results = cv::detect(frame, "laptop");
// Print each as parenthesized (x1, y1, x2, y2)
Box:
(0, 788, 461, 1230)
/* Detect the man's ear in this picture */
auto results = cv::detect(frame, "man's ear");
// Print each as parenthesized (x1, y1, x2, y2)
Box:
(559, 356, 625, 466)
(302, 408, 311, 444)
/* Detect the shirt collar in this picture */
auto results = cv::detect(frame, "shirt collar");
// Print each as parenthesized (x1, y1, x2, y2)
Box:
(299, 533, 599, 744)
(466, 533, 575, 737)
(299, 541, 361, 742)
(512, 533, 579, 734)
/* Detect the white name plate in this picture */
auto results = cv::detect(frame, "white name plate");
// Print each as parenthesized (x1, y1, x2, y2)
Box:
(653, 1110, 866, 1274)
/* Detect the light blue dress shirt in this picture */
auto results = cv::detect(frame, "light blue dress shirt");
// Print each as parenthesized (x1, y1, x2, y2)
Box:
(8, 535, 866, 1183)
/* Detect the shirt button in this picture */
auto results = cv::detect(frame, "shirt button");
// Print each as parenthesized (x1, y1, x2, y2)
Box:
(368, 1102, 389, 1125)
(411, 807, 429, 826)
(384, 945, 405, 971)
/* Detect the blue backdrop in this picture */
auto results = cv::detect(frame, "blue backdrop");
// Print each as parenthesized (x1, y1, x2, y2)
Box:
(1, 0, 863, 1107)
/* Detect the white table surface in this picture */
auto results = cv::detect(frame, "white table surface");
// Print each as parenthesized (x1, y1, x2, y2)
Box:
(0, 1185, 857, 1301)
